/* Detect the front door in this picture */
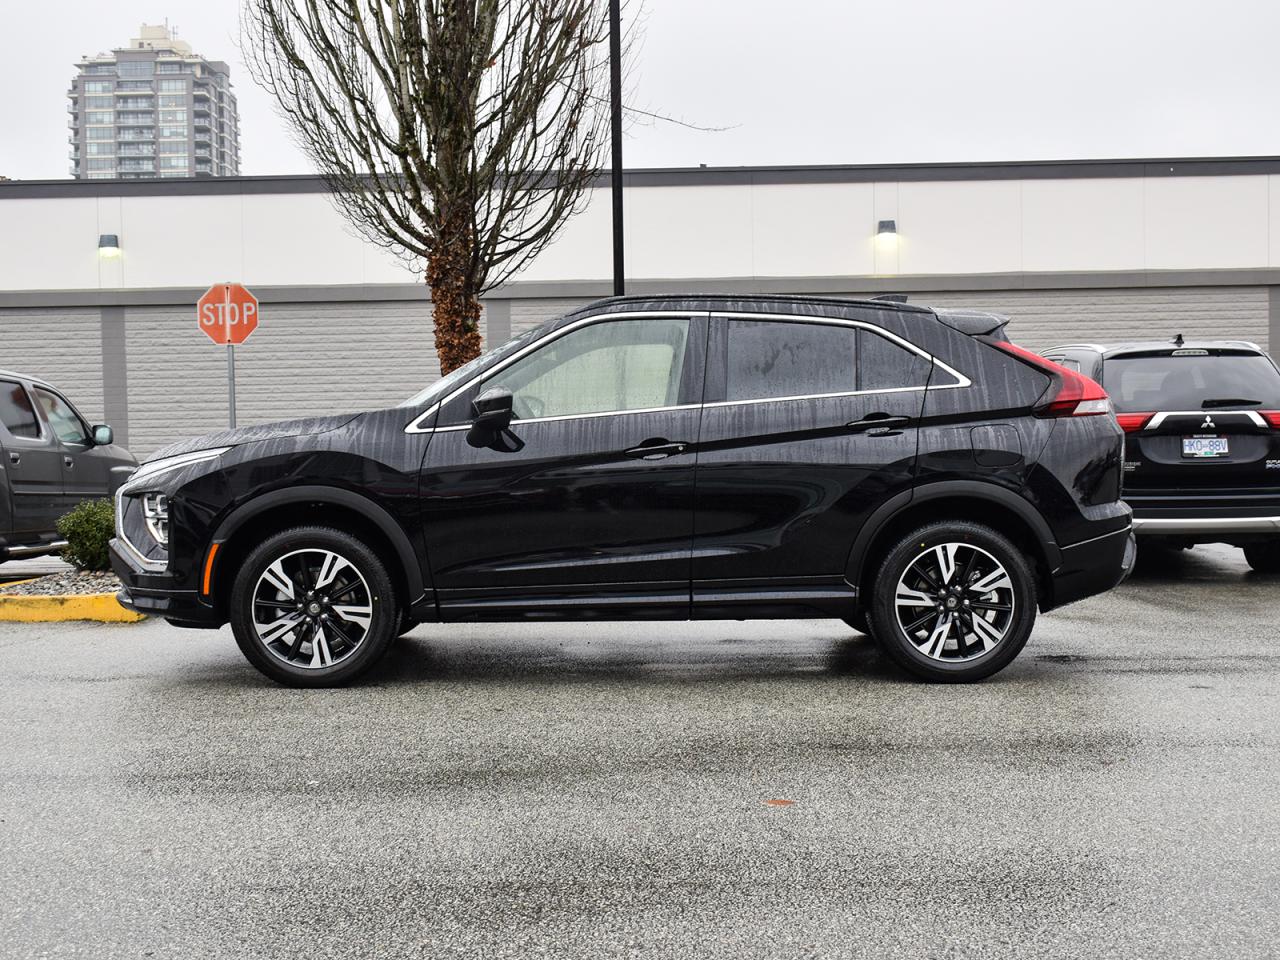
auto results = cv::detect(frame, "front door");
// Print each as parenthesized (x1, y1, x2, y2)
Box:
(691, 313, 930, 616)
(31, 386, 113, 510)
(420, 313, 707, 620)
(0, 378, 65, 539)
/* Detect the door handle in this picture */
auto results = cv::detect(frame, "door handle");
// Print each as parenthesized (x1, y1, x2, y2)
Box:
(7, 452, 18, 466)
(64, 456, 75, 469)
(846, 414, 911, 436)
(623, 439, 689, 460)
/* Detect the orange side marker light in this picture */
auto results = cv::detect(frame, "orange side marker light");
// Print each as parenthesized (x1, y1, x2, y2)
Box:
(202, 542, 221, 595)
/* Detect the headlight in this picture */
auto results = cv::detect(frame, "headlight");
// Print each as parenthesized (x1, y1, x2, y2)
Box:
(142, 493, 169, 545)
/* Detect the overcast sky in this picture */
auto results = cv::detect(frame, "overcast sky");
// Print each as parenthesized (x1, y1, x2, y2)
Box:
(4, 0, 1280, 180)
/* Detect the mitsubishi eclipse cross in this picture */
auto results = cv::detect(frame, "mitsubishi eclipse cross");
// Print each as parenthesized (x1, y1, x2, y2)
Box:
(111, 296, 1133, 686)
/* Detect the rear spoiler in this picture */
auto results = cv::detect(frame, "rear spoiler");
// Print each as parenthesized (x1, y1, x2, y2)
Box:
(933, 309, 1011, 342)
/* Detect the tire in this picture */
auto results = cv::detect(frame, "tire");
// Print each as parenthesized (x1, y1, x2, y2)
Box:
(842, 610, 869, 634)
(1244, 541, 1280, 574)
(867, 520, 1037, 683)
(230, 526, 398, 687)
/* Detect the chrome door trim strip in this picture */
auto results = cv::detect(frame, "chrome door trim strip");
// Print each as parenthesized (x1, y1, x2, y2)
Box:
(709, 311, 972, 391)
(405, 307, 973, 434)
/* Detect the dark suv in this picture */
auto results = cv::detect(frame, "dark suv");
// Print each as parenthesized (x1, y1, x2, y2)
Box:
(1042, 338, 1280, 571)
(112, 296, 1132, 686)
(1, 369, 135, 561)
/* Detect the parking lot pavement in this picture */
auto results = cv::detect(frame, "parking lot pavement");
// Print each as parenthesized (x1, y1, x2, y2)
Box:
(1, 545, 1278, 959)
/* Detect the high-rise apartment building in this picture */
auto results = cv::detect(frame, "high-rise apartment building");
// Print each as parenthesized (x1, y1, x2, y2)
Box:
(68, 24, 240, 180)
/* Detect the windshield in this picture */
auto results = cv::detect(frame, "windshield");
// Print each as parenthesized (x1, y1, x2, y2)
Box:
(1102, 351, 1280, 412)
(398, 322, 548, 409)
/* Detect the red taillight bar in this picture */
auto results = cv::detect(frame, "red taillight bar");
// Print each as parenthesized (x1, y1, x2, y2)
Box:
(1116, 412, 1154, 433)
(988, 341, 1111, 418)
(1262, 411, 1280, 429)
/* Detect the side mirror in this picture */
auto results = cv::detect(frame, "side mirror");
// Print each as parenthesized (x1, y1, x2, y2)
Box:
(466, 388, 514, 449)
(92, 424, 114, 446)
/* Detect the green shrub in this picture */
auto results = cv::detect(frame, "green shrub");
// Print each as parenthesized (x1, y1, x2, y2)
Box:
(56, 499, 115, 572)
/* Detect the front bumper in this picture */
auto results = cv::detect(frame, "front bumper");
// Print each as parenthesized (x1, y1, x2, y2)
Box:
(110, 539, 222, 628)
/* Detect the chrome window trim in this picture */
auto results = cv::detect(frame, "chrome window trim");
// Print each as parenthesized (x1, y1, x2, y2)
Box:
(710, 311, 971, 394)
(1146, 410, 1267, 429)
(404, 308, 971, 434)
(403, 311, 708, 434)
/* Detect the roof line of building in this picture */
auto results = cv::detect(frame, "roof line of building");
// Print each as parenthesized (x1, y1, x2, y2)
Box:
(7, 155, 1280, 198)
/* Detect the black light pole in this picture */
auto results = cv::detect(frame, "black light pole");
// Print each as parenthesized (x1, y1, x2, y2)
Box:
(609, 0, 624, 295)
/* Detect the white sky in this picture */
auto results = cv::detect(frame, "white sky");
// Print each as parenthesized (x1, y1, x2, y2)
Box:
(4, 0, 1280, 180)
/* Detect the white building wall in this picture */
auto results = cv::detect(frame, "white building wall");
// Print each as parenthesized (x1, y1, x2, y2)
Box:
(4, 171, 1280, 291)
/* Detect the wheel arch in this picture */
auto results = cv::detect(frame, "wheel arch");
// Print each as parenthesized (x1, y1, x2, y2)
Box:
(846, 481, 1062, 611)
(207, 485, 427, 618)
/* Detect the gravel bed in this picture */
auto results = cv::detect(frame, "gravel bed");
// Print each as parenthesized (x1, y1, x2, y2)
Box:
(0, 571, 122, 597)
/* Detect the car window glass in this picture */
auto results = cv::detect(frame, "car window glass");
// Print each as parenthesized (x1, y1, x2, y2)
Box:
(33, 388, 89, 444)
(727, 320, 856, 401)
(0, 381, 41, 439)
(1103, 353, 1280, 411)
(485, 317, 690, 420)
(858, 329, 933, 391)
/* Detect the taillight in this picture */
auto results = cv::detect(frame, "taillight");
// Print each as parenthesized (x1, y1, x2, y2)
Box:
(989, 341, 1112, 417)
(1262, 411, 1280, 429)
(1116, 413, 1154, 433)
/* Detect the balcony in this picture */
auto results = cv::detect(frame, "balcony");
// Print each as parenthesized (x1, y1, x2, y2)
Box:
(118, 144, 155, 157)
(117, 129, 156, 140)
(118, 160, 156, 173)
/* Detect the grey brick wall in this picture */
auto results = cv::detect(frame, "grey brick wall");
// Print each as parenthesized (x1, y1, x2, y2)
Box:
(0, 307, 105, 421)
(872, 286, 1271, 352)
(0, 287, 1272, 461)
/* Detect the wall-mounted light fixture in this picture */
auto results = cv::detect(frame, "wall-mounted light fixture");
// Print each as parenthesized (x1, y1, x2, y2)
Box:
(875, 219, 898, 250)
(98, 234, 121, 258)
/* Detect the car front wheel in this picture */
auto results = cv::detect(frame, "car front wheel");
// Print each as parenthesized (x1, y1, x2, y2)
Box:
(868, 521, 1037, 682)
(229, 526, 398, 687)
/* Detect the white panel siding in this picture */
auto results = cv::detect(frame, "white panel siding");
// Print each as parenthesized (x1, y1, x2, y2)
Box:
(0, 308, 104, 421)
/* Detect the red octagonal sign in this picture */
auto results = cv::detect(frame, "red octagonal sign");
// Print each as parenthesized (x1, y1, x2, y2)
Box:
(197, 282, 259, 345)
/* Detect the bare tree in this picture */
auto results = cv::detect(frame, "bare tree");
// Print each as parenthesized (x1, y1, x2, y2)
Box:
(243, 0, 615, 373)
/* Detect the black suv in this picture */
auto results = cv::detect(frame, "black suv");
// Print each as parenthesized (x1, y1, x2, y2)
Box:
(1042, 338, 1280, 571)
(112, 296, 1132, 686)
(1, 369, 135, 561)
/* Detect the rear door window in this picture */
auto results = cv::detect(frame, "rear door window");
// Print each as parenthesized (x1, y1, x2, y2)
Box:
(1103, 351, 1280, 411)
(0, 380, 41, 439)
(724, 320, 930, 402)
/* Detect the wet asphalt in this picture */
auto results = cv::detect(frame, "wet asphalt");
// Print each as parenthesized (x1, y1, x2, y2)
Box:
(1, 544, 1278, 959)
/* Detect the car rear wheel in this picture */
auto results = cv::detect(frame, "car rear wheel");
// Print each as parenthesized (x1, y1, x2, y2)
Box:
(230, 526, 398, 687)
(868, 521, 1037, 682)
(1243, 541, 1280, 574)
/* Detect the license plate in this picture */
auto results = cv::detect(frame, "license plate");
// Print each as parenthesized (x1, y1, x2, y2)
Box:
(1182, 436, 1229, 458)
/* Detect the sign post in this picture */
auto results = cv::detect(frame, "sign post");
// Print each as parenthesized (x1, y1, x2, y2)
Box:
(197, 283, 259, 428)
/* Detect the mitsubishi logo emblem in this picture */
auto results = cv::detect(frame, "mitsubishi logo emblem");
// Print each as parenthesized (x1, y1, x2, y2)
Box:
(1201, 415, 1216, 430)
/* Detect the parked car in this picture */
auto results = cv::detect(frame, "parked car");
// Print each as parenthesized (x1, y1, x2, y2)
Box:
(0, 369, 136, 561)
(111, 296, 1132, 687)
(1041, 338, 1280, 572)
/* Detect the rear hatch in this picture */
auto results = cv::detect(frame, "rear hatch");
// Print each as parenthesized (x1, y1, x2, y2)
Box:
(1103, 347, 1280, 498)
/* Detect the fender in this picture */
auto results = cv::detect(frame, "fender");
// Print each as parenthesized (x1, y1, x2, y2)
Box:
(845, 479, 1062, 589)
(209, 484, 427, 605)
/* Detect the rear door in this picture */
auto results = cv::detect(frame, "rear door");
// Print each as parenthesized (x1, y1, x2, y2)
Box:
(0, 378, 64, 538)
(1103, 348, 1280, 495)
(690, 312, 931, 615)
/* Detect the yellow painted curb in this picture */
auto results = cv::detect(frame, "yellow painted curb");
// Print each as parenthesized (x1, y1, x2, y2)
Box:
(0, 593, 145, 623)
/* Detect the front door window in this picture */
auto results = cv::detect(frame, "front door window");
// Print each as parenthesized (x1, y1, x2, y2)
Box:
(484, 317, 691, 421)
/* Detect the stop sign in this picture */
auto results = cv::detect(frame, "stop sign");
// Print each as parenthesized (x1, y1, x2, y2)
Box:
(197, 283, 259, 345)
